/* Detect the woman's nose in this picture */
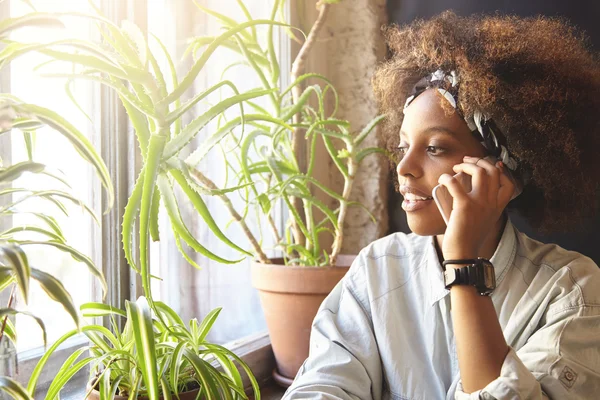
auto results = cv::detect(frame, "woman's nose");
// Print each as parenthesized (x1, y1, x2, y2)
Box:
(396, 149, 422, 179)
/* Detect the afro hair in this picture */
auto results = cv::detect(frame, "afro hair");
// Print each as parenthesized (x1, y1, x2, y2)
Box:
(373, 11, 600, 233)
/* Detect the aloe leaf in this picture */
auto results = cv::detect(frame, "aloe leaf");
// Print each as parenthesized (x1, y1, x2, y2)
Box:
(0, 244, 29, 303)
(139, 134, 166, 299)
(80, 302, 127, 318)
(0, 13, 63, 37)
(156, 173, 242, 264)
(170, 170, 250, 256)
(354, 114, 386, 147)
(192, 1, 254, 43)
(355, 147, 390, 164)
(0, 377, 32, 400)
(185, 114, 291, 167)
(38, 47, 148, 83)
(127, 297, 159, 400)
(30, 267, 79, 327)
(163, 88, 274, 159)
(167, 19, 289, 104)
(17, 240, 107, 297)
(122, 166, 144, 273)
(165, 80, 241, 124)
(149, 187, 160, 242)
(322, 135, 349, 177)
(232, 34, 276, 108)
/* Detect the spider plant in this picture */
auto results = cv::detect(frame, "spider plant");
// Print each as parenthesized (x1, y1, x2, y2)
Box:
(0, 12, 114, 399)
(26, 297, 260, 400)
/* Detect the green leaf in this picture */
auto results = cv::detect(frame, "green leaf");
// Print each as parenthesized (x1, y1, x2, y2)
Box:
(167, 19, 289, 104)
(185, 113, 291, 167)
(156, 173, 242, 264)
(127, 297, 159, 400)
(10, 103, 114, 212)
(17, 240, 107, 298)
(2, 317, 17, 345)
(171, 170, 251, 256)
(149, 187, 161, 242)
(163, 88, 274, 159)
(30, 267, 79, 328)
(0, 13, 63, 38)
(355, 147, 390, 164)
(80, 302, 127, 318)
(354, 114, 385, 147)
(0, 243, 30, 303)
(257, 193, 272, 214)
(0, 377, 32, 400)
(0, 308, 45, 347)
(197, 307, 222, 343)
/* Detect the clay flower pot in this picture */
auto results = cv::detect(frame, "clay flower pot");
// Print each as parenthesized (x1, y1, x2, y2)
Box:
(251, 255, 355, 387)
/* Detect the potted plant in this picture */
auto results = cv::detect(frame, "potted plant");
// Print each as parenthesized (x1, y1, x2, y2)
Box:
(4, 4, 270, 399)
(25, 298, 259, 400)
(18, 0, 386, 392)
(183, 0, 387, 386)
(0, 13, 114, 398)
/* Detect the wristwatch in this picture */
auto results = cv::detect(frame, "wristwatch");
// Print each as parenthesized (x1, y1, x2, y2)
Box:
(442, 257, 496, 296)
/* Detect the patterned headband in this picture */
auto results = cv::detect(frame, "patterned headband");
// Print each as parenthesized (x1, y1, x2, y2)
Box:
(403, 69, 519, 171)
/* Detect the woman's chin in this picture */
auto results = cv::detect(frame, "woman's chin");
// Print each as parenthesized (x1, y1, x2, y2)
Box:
(406, 214, 446, 236)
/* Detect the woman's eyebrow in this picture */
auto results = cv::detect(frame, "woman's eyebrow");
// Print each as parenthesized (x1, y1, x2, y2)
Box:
(400, 126, 460, 138)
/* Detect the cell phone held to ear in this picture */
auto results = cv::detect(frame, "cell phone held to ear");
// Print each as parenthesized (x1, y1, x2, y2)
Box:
(432, 155, 522, 225)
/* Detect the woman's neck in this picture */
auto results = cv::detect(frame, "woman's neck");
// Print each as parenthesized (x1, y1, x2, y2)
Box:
(434, 213, 508, 264)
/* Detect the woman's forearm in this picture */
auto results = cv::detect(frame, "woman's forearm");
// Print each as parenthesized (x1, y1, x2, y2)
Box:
(451, 284, 509, 393)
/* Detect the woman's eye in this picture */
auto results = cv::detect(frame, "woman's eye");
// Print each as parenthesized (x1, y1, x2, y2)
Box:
(426, 146, 443, 155)
(396, 146, 408, 154)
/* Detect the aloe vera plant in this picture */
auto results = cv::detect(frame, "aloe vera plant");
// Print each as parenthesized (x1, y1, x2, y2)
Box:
(0, 12, 114, 399)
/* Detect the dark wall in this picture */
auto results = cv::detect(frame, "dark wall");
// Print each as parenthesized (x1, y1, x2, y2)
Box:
(386, 0, 600, 265)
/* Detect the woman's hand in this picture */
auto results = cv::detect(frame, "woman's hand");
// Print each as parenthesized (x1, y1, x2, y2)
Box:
(438, 156, 515, 260)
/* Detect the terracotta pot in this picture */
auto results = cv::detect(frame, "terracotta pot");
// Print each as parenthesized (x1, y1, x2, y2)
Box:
(251, 255, 355, 387)
(85, 384, 200, 400)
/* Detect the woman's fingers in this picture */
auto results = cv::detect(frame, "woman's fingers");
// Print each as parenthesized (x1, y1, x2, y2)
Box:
(496, 161, 516, 205)
(453, 161, 496, 202)
(438, 173, 470, 202)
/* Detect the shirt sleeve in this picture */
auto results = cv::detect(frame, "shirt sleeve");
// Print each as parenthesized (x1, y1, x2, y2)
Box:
(282, 261, 383, 400)
(455, 302, 600, 399)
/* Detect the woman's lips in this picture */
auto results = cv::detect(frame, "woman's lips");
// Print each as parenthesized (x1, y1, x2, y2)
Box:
(402, 197, 433, 212)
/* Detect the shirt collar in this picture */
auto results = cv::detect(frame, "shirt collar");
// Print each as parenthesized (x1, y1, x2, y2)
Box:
(425, 218, 518, 307)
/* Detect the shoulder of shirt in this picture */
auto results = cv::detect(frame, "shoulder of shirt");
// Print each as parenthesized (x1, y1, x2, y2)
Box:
(343, 231, 431, 299)
(514, 228, 600, 310)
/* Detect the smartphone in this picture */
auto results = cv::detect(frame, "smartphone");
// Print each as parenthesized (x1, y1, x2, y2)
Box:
(432, 155, 522, 225)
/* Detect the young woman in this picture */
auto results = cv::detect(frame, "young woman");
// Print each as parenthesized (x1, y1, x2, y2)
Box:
(283, 12, 600, 400)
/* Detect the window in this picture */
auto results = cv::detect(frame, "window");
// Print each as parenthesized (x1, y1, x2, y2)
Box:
(7, 0, 101, 353)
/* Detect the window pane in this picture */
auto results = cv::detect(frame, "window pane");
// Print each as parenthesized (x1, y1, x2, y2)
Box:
(8, 0, 100, 352)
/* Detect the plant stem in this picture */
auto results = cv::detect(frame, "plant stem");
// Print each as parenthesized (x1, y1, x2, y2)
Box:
(330, 156, 356, 266)
(188, 169, 270, 264)
(289, 1, 330, 249)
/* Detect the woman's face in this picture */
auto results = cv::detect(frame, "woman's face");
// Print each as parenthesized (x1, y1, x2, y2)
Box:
(397, 89, 486, 236)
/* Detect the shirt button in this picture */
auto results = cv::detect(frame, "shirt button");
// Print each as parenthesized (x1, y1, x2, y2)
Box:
(565, 371, 575, 381)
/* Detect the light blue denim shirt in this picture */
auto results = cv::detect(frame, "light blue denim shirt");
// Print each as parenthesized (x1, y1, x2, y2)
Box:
(283, 219, 600, 399)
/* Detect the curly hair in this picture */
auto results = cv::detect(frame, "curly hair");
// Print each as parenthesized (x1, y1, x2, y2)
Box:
(373, 11, 600, 233)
